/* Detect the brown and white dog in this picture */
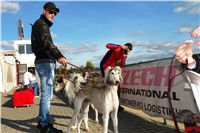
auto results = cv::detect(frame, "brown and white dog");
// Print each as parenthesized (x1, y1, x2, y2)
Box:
(54, 73, 99, 131)
(66, 66, 123, 133)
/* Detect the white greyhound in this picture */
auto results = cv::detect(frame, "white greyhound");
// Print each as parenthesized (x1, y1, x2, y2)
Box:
(54, 73, 99, 131)
(66, 66, 123, 133)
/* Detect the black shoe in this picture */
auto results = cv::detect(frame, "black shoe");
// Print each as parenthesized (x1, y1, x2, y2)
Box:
(40, 125, 63, 133)
(37, 121, 42, 129)
(37, 121, 53, 129)
(118, 105, 124, 112)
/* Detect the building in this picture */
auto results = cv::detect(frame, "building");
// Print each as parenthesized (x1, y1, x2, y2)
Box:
(13, 39, 36, 84)
(13, 39, 35, 67)
(0, 39, 36, 92)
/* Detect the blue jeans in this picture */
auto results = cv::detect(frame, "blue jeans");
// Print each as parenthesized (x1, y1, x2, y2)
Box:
(29, 82, 39, 96)
(35, 63, 55, 127)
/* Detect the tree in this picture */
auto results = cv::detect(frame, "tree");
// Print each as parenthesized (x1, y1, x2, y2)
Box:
(77, 66, 85, 73)
(85, 60, 95, 71)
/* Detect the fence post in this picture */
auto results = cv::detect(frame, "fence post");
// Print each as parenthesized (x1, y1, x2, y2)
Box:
(163, 118, 167, 125)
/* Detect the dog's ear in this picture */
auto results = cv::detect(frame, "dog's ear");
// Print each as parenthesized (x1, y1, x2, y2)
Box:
(73, 76, 79, 88)
(104, 66, 112, 84)
(105, 66, 111, 78)
(116, 66, 123, 85)
(57, 77, 63, 83)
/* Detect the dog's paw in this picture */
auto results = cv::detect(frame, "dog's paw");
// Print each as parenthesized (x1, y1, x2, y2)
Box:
(83, 128, 89, 132)
(94, 120, 99, 124)
(66, 128, 72, 133)
(71, 125, 77, 129)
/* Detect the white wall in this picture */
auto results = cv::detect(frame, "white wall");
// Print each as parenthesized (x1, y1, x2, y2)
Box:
(14, 40, 35, 67)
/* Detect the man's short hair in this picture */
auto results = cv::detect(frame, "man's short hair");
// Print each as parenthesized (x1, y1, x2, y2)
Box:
(124, 43, 133, 50)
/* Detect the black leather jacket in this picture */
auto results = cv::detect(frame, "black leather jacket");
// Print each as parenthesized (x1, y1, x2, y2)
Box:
(191, 54, 200, 73)
(31, 15, 64, 63)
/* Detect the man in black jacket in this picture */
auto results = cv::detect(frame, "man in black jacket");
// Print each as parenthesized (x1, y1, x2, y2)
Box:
(31, 2, 67, 133)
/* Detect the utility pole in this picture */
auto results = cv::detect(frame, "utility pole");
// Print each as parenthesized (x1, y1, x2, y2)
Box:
(17, 19, 24, 40)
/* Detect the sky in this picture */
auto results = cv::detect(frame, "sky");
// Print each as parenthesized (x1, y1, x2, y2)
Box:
(1, 0, 200, 67)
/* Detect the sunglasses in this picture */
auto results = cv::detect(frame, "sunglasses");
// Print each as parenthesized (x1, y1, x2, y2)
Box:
(48, 10, 57, 16)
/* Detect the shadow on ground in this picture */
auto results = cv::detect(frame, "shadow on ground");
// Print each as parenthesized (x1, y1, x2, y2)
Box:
(54, 91, 181, 133)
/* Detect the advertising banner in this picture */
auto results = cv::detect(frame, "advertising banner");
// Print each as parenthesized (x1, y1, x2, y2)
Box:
(120, 58, 199, 120)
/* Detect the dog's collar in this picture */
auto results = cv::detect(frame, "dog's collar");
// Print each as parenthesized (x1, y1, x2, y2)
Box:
(68, 79, 75, 84)
(67, 78, 79, 88)
(79, 83, 86, 89)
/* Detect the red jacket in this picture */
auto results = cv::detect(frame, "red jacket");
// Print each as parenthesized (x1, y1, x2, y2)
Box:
(102, 43, 127, 71)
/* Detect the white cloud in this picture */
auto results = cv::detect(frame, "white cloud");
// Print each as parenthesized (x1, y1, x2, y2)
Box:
(174, 7, 185, 13)
(172, 26, 194, 35)
(56, 43, 74, 53)
(75, 42, 99, 54)
(51, 32, 57, 38)
(178, 26, 193, 33)
(126, 39, 200, 65)
(187, 5, 200, 15)
(173, 1, 200, 15)
(1, 1, 20, 13)
(0, 40, 15, 50)
(126, 40, 180, 64)
(56, 42, 99, 55)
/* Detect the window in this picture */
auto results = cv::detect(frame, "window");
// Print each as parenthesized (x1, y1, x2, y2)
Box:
(26, 44, 33, 54)
(18, 44, 33, 54)
(18, 45, 25, 54)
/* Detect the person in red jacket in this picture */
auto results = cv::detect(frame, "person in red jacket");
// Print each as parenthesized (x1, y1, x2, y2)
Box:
(100, 43, 133, 111)
(100, 43, 133, 77)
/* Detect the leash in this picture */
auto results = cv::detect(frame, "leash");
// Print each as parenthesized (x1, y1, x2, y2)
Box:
(168, 55, 187, 133)
(67, 62, 79, 68)
(61, 62, 79, 75)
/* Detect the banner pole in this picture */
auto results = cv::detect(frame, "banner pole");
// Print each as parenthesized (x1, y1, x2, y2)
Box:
(163, 118, 167, 125)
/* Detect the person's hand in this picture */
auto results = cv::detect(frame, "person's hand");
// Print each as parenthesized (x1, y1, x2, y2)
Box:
(121, 45, 129, 50)
(175, 40, 195, 66)
(58, 57, 67, 67)
(191, 26, 200, 38)
(191, 26, 200, 46)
